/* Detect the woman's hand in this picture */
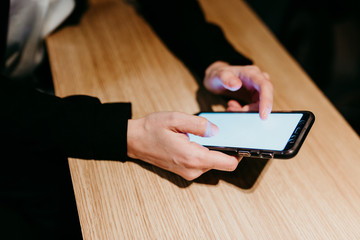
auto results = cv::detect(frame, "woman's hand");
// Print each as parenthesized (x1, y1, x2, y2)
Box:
(204, 61, 273, 120)
(127, 112, 242, 181)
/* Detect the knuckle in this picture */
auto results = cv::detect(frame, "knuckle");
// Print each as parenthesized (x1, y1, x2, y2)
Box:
(168, 111, 179, 121)
(182, 159, 195, 169)
(179, 152, 196, 169)
(249, 65, 260, 73)
(263, 72, 271, 80)
(167, 112, 182, 126)
(264, 80, 274, 92)
(268, 82, 274, 91)
(182, 150, 205, 169)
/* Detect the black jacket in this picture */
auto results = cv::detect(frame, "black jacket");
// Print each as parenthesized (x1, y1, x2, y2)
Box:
(0, 0, 131, 161)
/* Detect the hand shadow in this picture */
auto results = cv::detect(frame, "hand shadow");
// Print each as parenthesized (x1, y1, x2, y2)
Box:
(127, 157, 270, 191)
(194, 157, 270, 190)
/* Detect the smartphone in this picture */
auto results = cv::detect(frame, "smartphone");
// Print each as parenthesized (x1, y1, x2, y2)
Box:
(188, 111, 315, 159)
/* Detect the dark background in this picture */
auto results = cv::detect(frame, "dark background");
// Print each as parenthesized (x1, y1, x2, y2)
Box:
(246, 0, 360, 135)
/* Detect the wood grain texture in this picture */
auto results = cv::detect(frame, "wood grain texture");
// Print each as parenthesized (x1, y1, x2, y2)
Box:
(46, 0, 360, 239)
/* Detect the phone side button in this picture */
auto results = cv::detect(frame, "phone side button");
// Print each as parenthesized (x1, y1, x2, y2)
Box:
(237, 150, 251, 157)
(260, 153, 274, 159)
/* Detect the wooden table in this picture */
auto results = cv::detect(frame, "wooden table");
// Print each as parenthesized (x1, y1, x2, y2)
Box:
(46, 0, 360, 239)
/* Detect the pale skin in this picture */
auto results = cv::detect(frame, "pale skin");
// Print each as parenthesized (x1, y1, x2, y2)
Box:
(204, 61, 273, 119)
(127, 61, 273, 181)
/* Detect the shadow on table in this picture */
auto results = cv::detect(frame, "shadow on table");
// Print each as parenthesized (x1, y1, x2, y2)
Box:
(129, 157, 270, 191)
(195, 157, 270, 190)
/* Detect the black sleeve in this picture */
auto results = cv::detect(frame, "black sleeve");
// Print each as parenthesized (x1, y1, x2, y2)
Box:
(136, 0, 253, 80)
(0, 76, 132, 160)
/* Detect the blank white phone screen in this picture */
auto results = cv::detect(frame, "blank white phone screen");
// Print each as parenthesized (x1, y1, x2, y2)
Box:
(188, 113, 303, 151)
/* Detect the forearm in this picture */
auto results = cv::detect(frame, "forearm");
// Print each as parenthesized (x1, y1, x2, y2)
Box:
(137, 0, 252, 79)
(0, 77, 131, 160)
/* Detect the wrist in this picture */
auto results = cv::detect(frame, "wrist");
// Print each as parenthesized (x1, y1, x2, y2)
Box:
(127, 119, 142, 159)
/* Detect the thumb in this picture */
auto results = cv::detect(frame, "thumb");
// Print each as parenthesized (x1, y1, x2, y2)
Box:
(172, 113, 218, 137)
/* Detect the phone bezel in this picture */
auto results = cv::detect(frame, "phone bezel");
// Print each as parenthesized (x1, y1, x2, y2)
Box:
(195, 111, 315, 159)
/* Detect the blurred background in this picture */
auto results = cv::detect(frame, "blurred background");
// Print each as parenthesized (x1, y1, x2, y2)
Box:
(246, 0, 360, 135)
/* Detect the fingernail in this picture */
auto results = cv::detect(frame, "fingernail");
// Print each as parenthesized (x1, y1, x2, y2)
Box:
(261, 108, 271, 120)
(205, 121, 219, 137)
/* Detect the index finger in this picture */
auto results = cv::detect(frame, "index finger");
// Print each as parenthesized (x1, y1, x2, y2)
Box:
(170, 112, 219, 137)
(243, 70, 273, 120)
(258, 78, 273, 120)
